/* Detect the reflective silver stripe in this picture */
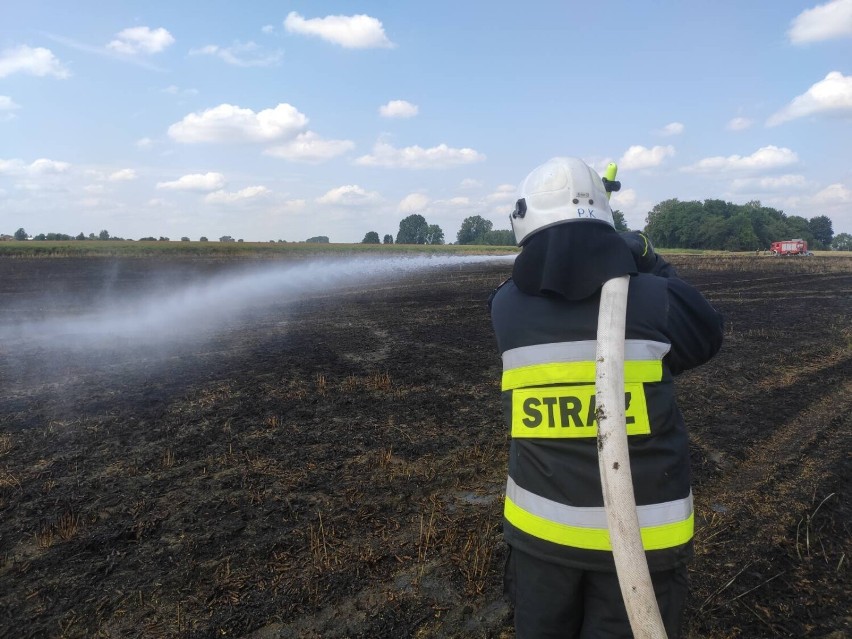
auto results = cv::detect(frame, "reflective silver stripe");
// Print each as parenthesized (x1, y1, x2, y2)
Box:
(506, 476, 693, 529)
(502, 339, 670, 372)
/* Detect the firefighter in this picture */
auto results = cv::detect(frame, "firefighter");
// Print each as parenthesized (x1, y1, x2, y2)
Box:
(489, 157, 724, 638)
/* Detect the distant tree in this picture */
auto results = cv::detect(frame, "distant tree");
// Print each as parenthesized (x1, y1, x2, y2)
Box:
(457, 215, 493, 244)
(237, 239, 244, 242)
(199, 236, 209, 242)
(13, 227, 27, 240)
(785, 216, 812, 241)
(480, 229, 516, 246)
(361, 231, 380, 244)
(424, 224, 445, 245)
(219, 235, 235, 242)
(612, 210, 630, 232)
(139, 236, 157, 241)
(88, 233, 97, 240)
(306, 236, 329, 243)
(181, 236, 190, 242)
(808, 215, 833, 248)
(831, 232, 852, 251)
(645, 199, 700, 248)
(158, 236, 170, 242)
(383, 234, 393, 244)
(76, 232, 86, 240)
(34, 232, 72, 241)
(98, 229, 110, 240)
(723, 213, 760, 251)
(396, 214, 429, 244)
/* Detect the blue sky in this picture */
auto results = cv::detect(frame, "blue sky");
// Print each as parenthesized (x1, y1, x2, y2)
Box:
(1, 0, 850, 242)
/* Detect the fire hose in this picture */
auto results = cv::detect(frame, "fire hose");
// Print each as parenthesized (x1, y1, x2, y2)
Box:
(595, 163, 668, 638)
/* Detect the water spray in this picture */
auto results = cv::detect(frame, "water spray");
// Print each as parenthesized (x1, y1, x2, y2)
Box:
(0, 254, 514, 351)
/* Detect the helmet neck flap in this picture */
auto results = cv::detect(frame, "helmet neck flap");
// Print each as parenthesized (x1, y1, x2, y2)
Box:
(512, 216, 637, 301)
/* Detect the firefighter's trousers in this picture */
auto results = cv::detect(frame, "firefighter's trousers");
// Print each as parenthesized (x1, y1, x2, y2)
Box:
(504, 546, 689, 639)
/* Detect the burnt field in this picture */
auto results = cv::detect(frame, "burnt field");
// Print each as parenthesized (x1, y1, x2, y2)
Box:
(0, 254, 849, 639)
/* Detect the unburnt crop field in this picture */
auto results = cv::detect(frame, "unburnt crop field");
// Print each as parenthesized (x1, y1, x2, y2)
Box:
(0, 253, 849, 638)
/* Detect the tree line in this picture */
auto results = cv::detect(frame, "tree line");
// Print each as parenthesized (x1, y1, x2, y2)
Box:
(643, 199, 843, 251)
(361, 213, 520, 246)
(360, 214, 448, 245)
(9, 200, 850, 250)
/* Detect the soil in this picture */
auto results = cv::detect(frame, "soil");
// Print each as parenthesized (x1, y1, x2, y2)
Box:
(0, 254, 849, 639)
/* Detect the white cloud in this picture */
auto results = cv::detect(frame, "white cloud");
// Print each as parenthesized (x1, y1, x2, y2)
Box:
(0, 96, 20, 111)
(0, 96, 19, 121)
(788, 0, 852, 44)
(398, 192, 431, 212)
(766, 71, 852, 126)
(264, 131, 354, 163)
(458, 178, 483, 190)
(813, 182, 852, 204)
(432, 196, 470, 208)
(162, 85, 198, 97)
(156, 172, 225, 191)
(262, 25, 275, 35)
(204, 186, 271, 204)
(168, 103, 308, 143)
(657, 122, 684, 136)
(279, 198, 307, 212)
(136, 137, 154, 149)
(355, 141, 485, 169)
(107, 27, 175, 55)
(189, 42, 283, 67)
(618, 145, 675, 170)
(284, 12, 394, 49)
(0, 159, 22, 174)
(30, 159, 70, 174)
(0, 158, 70, 175)
(0, 45, 70, 79)
(379, 100, 419, 118)
(108, 169, 137, 181)
(485, 184, 516, 203)
(611, 188, 638, 209)
(730, 174, 809, 191)
(727, 117, 753, 131)
(683, 145, 798, 173)
(316, 185, 381, 206)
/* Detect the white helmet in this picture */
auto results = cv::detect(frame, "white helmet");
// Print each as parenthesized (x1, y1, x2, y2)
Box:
(510, 157, 616, 245)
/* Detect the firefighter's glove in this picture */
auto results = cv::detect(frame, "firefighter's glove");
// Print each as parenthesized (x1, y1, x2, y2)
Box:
(620, 231, 656, 272)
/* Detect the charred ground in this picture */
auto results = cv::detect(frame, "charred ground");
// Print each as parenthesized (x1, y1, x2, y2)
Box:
(0, 254, 849, 638)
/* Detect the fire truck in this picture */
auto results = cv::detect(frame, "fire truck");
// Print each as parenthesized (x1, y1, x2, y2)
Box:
(770, 239, 811, 256)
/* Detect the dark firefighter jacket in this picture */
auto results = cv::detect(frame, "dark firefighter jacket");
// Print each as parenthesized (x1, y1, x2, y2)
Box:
(490, 251, 724, 572)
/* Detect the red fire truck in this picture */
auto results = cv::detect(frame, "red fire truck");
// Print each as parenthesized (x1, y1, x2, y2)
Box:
(770, 239, 811, 256)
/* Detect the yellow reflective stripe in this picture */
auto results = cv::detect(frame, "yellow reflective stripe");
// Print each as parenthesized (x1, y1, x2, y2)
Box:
(640, 514, 695, 550)
(504, 494, 694, 551)
(511, 383, 650, 438)
(502, 360, 662, 391)
(505, 495, 610, 550)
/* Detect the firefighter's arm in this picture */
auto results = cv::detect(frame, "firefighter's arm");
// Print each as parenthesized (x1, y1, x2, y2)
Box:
(620, 232, 678, 278)
(665, 279, 724, 375)
(487, 277, 512, 311)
